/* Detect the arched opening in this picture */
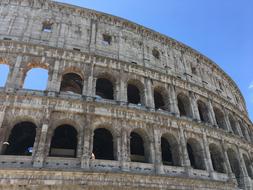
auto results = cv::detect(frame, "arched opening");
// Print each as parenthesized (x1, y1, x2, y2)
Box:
(154, 88, 168, 110)
(187, 139, 205, 170)
(93, 128, 114, 160)
(239, 121, 249, 140)
(127, 83, 142, 105)
(50, 125, 77, 157)
(95, 78, 114, 100)
(213, 107, 227, 130)
(130, 131, 146, 162)
(60, 73, 83, 94)
(227, 148, 242, 188)
(4, 122, 36, 156)
(23, 68, 48, 90)
(177, 93, 192, 117)
(229, 115, 239, 135)
(209, 144, 226, 173)
(161, 134, 181, 166)
(0, 64, 9, 87)
(243, 154, 253, 179)
(197, 100, 210, 123)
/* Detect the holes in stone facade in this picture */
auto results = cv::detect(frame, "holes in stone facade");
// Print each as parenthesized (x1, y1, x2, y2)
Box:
(177, 93, 192, 118)
(187, 139, 205, 170)
(130, 132, 145, 163)
(96, 78, 114, 100)
(102, 34, 112, 45)
(227, 148, 242, 188)
(127, 81, 144, 105)
(60, 73, 83, 94)
(243, 154, 253, 179)
(191, 66, 197, 75)
(4, 122, 36, 156)
(0, 64, 9, 87)
(50, 125, 77, 157)
(23, 68, 48, 90)
(213, 107, 227, 130)
(209, 144, 226, 173)
(197, 100, 210, 123)
(42, 21, 53, 32)
(239, 121, 248, 140)
(161, 134, 180, 166)
(152, 49, 160, 59)
(154, 88, 168, 111)
(93, 128, 114, 160)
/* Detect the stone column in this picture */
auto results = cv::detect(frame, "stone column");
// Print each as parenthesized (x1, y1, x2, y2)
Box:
(221, 141, 235, 180)
(202, 132, 215, 178)
(145, 78, 154, 109)
(85, 62, 95, 99)
(33, 123, 49, 168)
(207, 99, 217, 126)
(81, 127, 93, 169)
(46, 60, 60, 95)
(169, 85, 180, 116)
(89, 20, 97, 53)
(189, 92, 200, 121)
(223, 110, 233, 132)
(153, 129, 163, 174)
(118, 74, 127, 104)
(178, 127, 192, 175)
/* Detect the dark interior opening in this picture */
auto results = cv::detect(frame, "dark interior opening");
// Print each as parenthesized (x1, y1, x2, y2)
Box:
(93, 128, 114, 160)
(229, 116, 239, 135)
(4, 122, 36, 156)
(96, 78, 114, 100)
(227, 149, 242, 188)
(50, 125, 77, 157)
(161, 137, 173, 165)
(214, 108, 226, 130)
(178, 97, 187, 116)
(187, 143, 196, 169)
(60, 73, 83, 94)
(130, 132, 145, 162)
(154, 90, 166, 110)
(209, 144, 225, 173)
(127, 84, 141, 104)
(197, 101, 210, 123)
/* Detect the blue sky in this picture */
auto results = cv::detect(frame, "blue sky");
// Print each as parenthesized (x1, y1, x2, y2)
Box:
(1, 0, 252, 121)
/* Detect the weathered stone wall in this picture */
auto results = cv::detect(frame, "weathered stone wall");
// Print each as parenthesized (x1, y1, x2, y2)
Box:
(0, 0, 252, 190)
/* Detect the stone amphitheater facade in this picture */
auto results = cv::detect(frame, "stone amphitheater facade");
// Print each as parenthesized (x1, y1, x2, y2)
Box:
(0, 0, 252, 189)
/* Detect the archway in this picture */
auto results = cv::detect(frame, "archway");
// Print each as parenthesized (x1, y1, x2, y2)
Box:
(60, 73, 83, 94)
(213, 107, 227, 130)
(50, 125, 77, 157)
(177, 93, 192, 117)
(154, 88, 168, 111)
(4, 122, 37, 156)
(229, 115, 239, 135)
(130, 131, 146, 162)
(23, 68, 48, 90)
(96, 78, 114, 100)
(93, 128, 114, 160)
(209, 144, 226, 173)
(127, 83, 142, 105)
(197, 100, 210, 123)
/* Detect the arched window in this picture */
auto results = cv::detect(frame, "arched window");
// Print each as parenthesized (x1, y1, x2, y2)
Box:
(229, 115, 239, 135)
(213, 107, 227, 130)
(130, 131, 146, 162)
(197, 100, 210, 123)
(50, 125, 77, 157)
(96, 78, 114, 100)
(23, 68, 48, 90)
(4, 122, 36, 156)
(0, 64, 9, 87)
(209, 144, 226, 173)
(239, 121, 249, 140)
(93, 128, 114, 160)
(154, 88, 168, 111)
(187, 139, 206, 170)
(227, 148, 242, 188)
(127, 81, 144, 105)
(161, 134, 181, 166)
(60, 73, 83, 94)
(177, 93, 192, 117)
(243, 154, 253, 179)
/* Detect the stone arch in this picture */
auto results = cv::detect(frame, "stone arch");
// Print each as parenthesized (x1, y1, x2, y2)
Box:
(23, 68, 48, 90)
(243, 154, 253, 179)
(95, 73, 116, 100)
(0, 63, 10, 87)
(238, 120, 249, 140)
(92, 127, 114, 160)
(60, 72, 83, 94)
(213, 107, 227, 130)
(227, 148, 243, 188)
(209, 143, 226, 173)
(228, 114, 239, 135)
(197, 100, 210, 123)
(3, 121, 37, 156)
(177, 93, 192, 118)
(153, 86, 169, 111)
(187, 138, 206, 170)
(130, 128, 151, 163)
(49, 124, 78, 157)
(161, 133, 181, 166)
(127, 79, 145, 105)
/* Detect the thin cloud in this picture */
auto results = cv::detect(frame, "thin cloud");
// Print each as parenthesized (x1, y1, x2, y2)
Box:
(249, 81, 253, 89)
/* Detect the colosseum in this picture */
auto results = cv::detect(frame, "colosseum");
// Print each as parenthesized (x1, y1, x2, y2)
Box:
(0, 0, 252, 189)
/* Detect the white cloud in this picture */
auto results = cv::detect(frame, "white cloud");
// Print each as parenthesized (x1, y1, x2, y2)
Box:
(249, 81, 253, 89)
